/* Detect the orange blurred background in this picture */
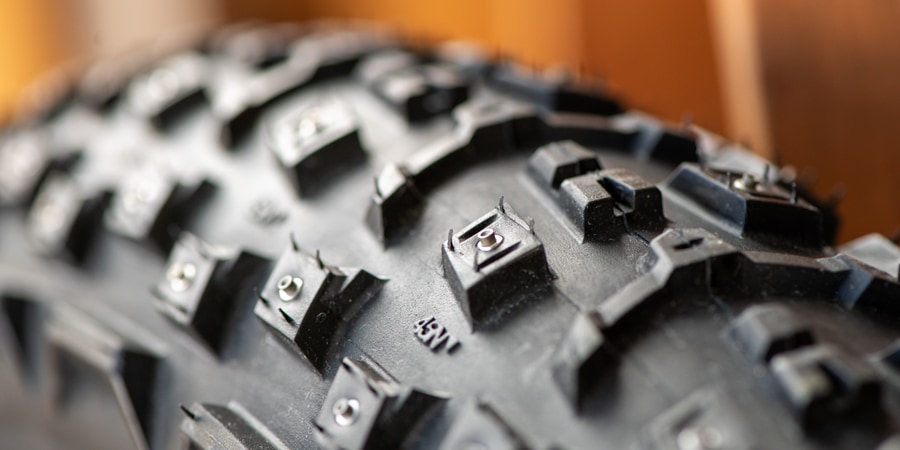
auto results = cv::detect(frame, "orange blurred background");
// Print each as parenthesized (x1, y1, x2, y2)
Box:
(1, 0, 897, 243)
(0, 2, 71, 124)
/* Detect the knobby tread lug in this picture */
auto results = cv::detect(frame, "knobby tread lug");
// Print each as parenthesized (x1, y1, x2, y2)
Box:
(527, 140, 603, 191)
(666, 163, 824, 248)
(254, 241, 386, 372)
(442, 200, 553, 328)
(314, 357, 445, 450)
(726, 304, 816, 364)
(630, 124, 699, 166)
(154, 233, 271, 353)
(106, 166, 216, 254)
(368, 60, 470, 123)
(266, 97, 367, 197)
(770, 345, 883, 431)
(127, 52, 210, 131)
(597, 168, 667, 231)
(27, 172, 112, 264)
(557, 173, 622, 242)
(365, 163, 423, 244)
(0, 131, 82, 208)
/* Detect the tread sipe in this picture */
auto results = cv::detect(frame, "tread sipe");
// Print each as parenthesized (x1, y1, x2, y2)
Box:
(1, 21, 899, 450)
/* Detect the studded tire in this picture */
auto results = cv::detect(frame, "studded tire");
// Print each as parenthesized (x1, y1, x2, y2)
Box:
(2, 22, 900, 450)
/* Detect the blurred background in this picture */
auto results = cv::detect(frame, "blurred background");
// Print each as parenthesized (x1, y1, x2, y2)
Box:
(0, 0, 897, 243)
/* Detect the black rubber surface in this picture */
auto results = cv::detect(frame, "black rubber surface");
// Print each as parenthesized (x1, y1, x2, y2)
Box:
(1, 22, 900, 450)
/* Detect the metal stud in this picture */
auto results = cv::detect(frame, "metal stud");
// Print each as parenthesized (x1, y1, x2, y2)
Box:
(476, 228, 503, 252)
(294, 108, 333, 146)
(166, 261, 198, 292)
(676, 426, 723, 450)
(731, 173, 759, 192)
(296, 113, 322, 140)
(277, 275, 303, 301)
(332, 397, 360, 427)
(121, 173, 163, 215)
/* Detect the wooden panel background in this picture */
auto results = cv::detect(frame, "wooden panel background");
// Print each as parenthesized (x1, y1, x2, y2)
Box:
(0, 1, 71, 124)
(755, 0, 900, 242)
